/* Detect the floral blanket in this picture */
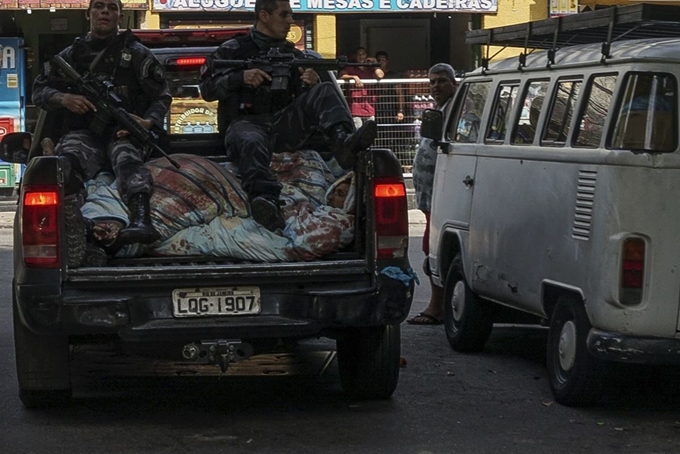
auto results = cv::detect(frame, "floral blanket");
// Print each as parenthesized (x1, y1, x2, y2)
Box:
(81, 152, 355, 262)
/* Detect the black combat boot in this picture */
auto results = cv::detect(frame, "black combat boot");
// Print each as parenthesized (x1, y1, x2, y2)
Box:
(117, 193, 161, 245)
(330, 120, 378, 169)
(250, 196, 285, 232)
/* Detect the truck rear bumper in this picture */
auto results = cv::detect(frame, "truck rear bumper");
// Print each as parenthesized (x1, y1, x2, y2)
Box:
(587, 328, 680, 365)
(16, 274, 414, 340)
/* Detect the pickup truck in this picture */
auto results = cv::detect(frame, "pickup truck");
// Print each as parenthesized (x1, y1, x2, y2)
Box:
(4, 29, 414, 408)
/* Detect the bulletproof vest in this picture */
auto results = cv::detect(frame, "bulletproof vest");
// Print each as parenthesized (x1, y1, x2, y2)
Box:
(65, 32, 143, 132)
(217, 34, 303, 135)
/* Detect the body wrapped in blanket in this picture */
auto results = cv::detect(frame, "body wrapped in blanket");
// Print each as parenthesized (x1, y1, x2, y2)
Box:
(81, 152, 355, 263)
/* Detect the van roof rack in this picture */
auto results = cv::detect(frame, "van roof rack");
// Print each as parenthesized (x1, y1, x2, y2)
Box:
(467, 3, 680, 70)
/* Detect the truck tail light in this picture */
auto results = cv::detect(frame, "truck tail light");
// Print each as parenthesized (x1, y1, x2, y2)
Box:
(621, 237, 645, 305)
(374, 178, 408, 260)
(22, 186, 60, 268)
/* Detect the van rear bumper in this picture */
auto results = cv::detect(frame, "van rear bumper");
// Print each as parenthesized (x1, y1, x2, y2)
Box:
(587, 329, 680, 365)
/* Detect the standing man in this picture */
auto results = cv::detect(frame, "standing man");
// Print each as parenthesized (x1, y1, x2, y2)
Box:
(339, 47, 384, 129)
(374, 51, 405, 124)
(408, 63, 457, 325)
(32, 0, 171, 246)
(374, 50, 405, 150)
(200, 0, 377, 232)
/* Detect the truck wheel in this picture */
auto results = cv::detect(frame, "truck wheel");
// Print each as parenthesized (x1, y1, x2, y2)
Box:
(336, 325, 400, 400)
(13, 292, 72, 409)
(444, 255, 494, 352)
(547, 295, 606, 407)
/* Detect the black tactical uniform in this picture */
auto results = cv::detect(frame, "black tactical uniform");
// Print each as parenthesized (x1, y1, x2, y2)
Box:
(200, 28, 376, 232)
(32, 30, 171, 245)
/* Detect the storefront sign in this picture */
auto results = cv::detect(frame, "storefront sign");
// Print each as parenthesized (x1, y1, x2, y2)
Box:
(153, 0, 496, 13)
(0, 0, 146, 8)
(550, 0, 578, 16)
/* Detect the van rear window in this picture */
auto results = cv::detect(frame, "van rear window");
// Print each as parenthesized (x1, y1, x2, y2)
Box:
(574, 74, 617, 148)
(610, 73, 677, 152)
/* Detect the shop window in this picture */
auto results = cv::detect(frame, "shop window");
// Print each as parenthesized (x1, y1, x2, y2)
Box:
(485, 82, 520, 144)
(610, 73, 677, 152)
(573, 74, 617, 148)
(513, 80, 550, 145)
(542, 79, 582, 146)
(448, 82, 491, 144)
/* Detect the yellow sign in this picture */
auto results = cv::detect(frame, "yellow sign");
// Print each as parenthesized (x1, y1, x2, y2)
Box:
(287, 24, 303, 44)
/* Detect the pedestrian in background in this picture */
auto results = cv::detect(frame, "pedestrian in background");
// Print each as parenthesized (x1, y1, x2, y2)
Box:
(374, 50, 407, 152)
(408, 63, 458, 325)
(339, 47, 384, 129)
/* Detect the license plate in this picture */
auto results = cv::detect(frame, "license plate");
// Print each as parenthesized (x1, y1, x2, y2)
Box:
(172, 286, 261, 318)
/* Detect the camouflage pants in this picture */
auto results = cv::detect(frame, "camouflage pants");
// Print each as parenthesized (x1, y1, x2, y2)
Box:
(225, 81, 353, 200)
(55, 129, 152, 204)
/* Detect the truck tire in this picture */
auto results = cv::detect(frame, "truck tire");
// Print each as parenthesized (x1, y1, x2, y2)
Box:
(547, 295, 606, 407)
(13, 291, 72, 409)
(336, 325, 400, 400)
(444, 254, 494, 352)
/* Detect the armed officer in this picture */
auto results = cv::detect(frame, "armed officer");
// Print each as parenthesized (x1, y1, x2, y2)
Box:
(199, 0, 377, 232)
(32, 0, 171, 246)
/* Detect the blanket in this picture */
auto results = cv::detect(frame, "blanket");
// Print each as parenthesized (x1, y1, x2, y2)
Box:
(81, 152, 355, 262)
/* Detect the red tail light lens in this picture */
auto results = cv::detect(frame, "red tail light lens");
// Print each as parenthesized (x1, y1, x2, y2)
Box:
(622, 238, 645, 288)
(22, 187, 60, 268)
(374, 179, 408, 259)
(621, 237, 645, 306)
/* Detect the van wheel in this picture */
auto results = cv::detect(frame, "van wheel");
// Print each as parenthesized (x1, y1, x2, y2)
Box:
(336, 325, 400, 400)
(13, 290, 72, 409)
(547, 295, 606, 407)
(444, 255, 494, 352)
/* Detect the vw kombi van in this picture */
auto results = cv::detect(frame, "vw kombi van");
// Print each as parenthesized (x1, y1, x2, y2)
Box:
(423, 18, 680, 406)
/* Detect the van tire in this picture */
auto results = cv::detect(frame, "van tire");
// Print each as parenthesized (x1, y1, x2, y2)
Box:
(547, 295, 606, 407)
(444, 255, 494, 352)
(336, 325, 400, 400)
(13, 290, 72, 409)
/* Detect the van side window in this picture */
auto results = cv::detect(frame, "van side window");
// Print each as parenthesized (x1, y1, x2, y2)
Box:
(573, 74, 617, 148)
(513, 80, 550, 145)
(610, 73, 677, 152)
(452, 82, 491, 143)
(542, 79, 582, 146)
(485, 83, 520, 144)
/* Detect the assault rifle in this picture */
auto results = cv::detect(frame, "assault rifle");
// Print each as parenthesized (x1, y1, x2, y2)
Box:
(212, 48, 381, 92)
(51, 55, 180, 169)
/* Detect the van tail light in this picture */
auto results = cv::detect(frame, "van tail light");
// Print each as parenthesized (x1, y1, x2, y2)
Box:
(22, 186, 60, 268)
(374, 178, 408, 260)
(621, 237, 645, 305)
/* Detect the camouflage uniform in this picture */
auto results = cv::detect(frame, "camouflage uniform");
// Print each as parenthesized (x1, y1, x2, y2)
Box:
(200, 29, 353, 202)
(32, 30, 171, 204)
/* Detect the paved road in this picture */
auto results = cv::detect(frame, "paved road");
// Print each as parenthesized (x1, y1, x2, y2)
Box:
(1, 223, 680, 453)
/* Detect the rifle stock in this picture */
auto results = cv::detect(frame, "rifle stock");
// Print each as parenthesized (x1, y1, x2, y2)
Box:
(51, 55, 180, 169)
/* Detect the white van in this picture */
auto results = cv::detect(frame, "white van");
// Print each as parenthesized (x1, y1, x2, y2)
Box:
(422, 30, 680, 406)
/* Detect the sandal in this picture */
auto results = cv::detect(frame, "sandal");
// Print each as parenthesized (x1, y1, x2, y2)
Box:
(407, 312, 443, 325)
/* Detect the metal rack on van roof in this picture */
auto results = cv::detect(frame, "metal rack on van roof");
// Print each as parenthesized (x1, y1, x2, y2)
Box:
(466, 3, 680, 70)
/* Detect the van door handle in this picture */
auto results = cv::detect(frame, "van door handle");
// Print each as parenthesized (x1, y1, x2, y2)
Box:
(463, 175, 474, 188)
